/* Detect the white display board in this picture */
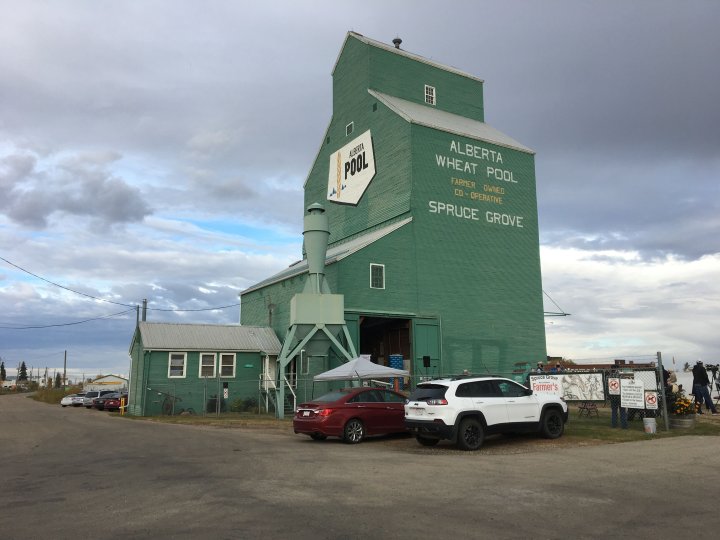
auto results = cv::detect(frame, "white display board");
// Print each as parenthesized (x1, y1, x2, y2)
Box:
(529, 373, 605, 401)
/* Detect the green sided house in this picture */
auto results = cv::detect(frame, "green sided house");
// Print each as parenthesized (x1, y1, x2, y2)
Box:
(240, 32, 547, 404)
(127, 322, 281, 416)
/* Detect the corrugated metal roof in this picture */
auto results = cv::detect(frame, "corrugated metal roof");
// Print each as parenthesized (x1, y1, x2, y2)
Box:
(369, 89, 534, 155)
(137, 322, 281, 354)
(241, 217, 412, 295)
(333, 32, 483, 83)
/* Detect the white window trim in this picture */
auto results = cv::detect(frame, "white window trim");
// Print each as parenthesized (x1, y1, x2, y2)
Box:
(424, 84, 436, 105)
(168, 352, 187, 379)
(220, 353, 236, 378)
(198, 352, 217, 378)
(346, 121, 354, 136)
(370, 263, 385, 290)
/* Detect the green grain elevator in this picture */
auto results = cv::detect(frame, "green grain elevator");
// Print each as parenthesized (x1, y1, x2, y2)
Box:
(241, 32, 546, 409)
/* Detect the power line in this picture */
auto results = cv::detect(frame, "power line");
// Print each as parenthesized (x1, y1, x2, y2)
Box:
(0, 255, 240, 312)
(0, 308, 136, 329)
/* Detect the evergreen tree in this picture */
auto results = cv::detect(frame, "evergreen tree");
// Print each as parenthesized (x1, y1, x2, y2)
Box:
(18, 361, 28, 381)
(0, 361, 6, 381)
(54, 373, 62, 388)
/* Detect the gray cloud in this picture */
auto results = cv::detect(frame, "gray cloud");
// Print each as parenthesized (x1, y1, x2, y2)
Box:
(1, 1, 719, 375)
(0, 149, 152, 228)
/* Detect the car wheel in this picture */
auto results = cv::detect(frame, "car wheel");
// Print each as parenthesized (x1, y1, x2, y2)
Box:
(310, 433, 327, 441)
(541, 410, 564, 439)
(85, 406, 92, 409)
(343, 419, 365, 444)
(61, 405, 67, 407)
(456, 417, 484, 451)
(415, 435, 439, 447)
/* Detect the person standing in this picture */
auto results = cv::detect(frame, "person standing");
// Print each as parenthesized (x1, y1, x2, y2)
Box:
(607, 367, 628, 429)
(692, 361, 718, 415)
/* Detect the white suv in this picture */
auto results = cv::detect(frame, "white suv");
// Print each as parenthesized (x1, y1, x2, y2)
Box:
(404, 376, 568, 450)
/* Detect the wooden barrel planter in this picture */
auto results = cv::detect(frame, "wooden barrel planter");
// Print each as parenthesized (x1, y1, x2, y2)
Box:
(669, 415, 696, 429)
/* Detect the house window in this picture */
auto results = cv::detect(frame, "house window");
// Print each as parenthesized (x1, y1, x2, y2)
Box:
(199, 353, 216, 378)
(168, 353, 187, 378)
(346, 122, 354, 136)
(370, 263, 385, 289)
(220, 353, 236, 377)
(424, 85, 436, 105)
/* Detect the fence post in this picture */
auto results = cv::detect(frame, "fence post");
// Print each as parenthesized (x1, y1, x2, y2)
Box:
(658, 351, 670, 431)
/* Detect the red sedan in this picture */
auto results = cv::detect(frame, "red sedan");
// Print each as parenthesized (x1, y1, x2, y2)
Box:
(293, 387, 407, 444)
(103, 393, 128, 412)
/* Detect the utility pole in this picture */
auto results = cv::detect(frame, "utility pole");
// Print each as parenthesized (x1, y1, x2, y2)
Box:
(63, 350, 67, 390)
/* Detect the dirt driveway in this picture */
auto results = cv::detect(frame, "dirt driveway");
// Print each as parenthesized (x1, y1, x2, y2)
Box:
(2, 393, 719, 539)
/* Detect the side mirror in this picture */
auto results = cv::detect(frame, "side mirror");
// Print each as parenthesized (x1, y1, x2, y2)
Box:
(524, 388, 533, 396)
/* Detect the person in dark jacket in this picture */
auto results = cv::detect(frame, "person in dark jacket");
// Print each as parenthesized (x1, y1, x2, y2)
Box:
(607, 367, 628, 428)
(692, 361, 718, 415)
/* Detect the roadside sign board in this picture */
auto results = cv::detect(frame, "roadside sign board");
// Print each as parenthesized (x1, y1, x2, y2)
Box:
(608, 377, 620, 396)
(644, 391, 658, 410)
(621, 379, 645, 408)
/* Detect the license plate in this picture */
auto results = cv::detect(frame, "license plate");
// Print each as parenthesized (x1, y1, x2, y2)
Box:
(302, 410, 310, 417)
(410, 407, 424, 415)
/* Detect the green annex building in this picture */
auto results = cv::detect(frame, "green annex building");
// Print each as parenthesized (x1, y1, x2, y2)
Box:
(241, 32, 546, 406)
(127, 322, 281, 416)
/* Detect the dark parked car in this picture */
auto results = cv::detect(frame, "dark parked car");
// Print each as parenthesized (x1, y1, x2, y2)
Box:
(293, 387, 407, 444)
(92, 392, 121, 410)
(103, 393, 128, 412)
(83, 390, 116, 408)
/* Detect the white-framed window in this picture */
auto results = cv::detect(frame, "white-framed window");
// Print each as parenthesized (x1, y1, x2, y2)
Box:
(424, 84, 436, 105)
(199, 353, 216, 378)
(370, 263, 385, 289)
(168, 352, 187, 378)
(220, 353, 236, 378)
(346, 121, 354, 136)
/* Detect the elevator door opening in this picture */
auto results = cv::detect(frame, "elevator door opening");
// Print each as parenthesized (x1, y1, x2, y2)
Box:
(358, 316, 411, 371)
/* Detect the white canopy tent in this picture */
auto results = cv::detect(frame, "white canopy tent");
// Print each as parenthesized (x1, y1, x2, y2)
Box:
(313, 354, 409, 381)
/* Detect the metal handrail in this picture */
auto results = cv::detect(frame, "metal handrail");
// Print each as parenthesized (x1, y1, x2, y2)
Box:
(283, 375, 297, 412)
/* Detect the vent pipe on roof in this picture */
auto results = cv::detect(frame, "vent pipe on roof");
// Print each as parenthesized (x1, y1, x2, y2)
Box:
(392, 37, 402, 49)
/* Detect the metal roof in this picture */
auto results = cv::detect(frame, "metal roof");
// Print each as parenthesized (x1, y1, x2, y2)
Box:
(369, 89, 535, 155)
(241, 217, 412, 295)
(137, 322, 281, 354)
(333, 32, 483, 83)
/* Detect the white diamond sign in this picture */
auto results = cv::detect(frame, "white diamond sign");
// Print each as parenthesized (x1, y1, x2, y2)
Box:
(327, 129, 376, 205)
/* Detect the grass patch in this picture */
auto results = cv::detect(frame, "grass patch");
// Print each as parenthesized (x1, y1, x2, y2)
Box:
(31, 386, 83, 404)
(116, 404, 720, 445)
(564, 404, 720, 443)
(118, 411, 292, 430)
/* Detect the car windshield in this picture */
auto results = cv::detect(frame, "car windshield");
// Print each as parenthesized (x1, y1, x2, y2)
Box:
(85, 392, 99, 398)
(408, 384, 448, 401)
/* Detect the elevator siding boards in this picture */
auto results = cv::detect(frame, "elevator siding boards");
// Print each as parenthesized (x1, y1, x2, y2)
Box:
(241, 32, 546, 376)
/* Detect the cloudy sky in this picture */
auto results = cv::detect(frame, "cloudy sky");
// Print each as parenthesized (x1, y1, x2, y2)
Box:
(1, 0, 718, 380)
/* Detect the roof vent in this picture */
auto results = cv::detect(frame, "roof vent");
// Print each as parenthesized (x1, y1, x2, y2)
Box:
(392, 37, 402, 49)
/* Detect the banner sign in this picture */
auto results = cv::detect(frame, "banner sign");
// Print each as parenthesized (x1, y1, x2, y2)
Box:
(529, 373, 605, 401)
(327, 129, 376, 205)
